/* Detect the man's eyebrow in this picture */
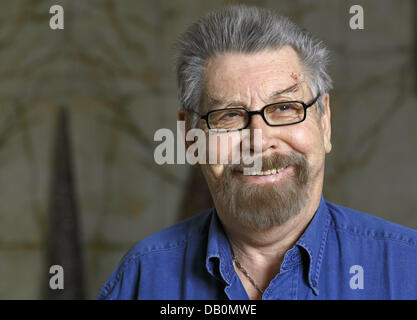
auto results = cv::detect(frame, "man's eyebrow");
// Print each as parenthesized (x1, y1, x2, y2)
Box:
(204, 83, 301, 109)
(267, 83, 300, 101)
(204, 94, 241, 109)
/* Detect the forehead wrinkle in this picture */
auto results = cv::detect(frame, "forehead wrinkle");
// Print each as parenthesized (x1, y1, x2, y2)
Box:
(267, 82, 301, 101)
(256, 81, 305, 107)
(204, 81, 304, 111)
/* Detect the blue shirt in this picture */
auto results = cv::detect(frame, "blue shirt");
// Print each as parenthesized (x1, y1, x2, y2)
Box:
(97, 195, 417, 299)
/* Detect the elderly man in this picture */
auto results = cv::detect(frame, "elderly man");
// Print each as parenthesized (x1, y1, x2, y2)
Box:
(98, 5, 417, 300)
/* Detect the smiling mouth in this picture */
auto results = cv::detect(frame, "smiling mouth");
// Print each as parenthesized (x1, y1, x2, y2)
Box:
(242, 165, 289, 176)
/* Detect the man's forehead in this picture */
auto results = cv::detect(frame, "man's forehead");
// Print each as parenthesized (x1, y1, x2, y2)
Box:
(203, 48, 306, 105)
(205, 80, 304, 103)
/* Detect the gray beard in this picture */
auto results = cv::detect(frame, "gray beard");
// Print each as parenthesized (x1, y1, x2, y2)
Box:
(213, 152, 311, 230)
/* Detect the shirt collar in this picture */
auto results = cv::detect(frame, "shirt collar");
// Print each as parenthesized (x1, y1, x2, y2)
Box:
(205, 208, 235, 285)
(296, 194, 331, 295)
(205, 195, 331, 295)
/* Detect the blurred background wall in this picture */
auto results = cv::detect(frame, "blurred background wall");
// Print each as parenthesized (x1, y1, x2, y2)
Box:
(0, 0, 416, 299)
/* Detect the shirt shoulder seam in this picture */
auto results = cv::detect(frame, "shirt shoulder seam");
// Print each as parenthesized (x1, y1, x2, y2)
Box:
(99, 214, 212, 299)
(329, 223, 417, 248)
(99, 241, 189, 299)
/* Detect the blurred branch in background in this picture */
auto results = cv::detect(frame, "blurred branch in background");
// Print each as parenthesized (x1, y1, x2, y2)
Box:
(327, 62, 410, 185)
(101, 97, 183, 186)
(0, 101, 28, 150)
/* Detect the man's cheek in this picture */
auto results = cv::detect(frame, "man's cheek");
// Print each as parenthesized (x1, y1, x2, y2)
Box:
(287, 127, 314, 154)
(207, 133, 241, 165)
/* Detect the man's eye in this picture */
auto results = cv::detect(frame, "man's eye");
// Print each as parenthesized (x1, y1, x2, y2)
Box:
(278, 105, 291, 111)
(221, 111, 241, 119)
(271, 105, 292, 112)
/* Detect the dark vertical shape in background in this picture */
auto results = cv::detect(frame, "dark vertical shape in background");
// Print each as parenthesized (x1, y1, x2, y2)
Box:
(179, 167, 214, 221)
(44, 107, 85, 299)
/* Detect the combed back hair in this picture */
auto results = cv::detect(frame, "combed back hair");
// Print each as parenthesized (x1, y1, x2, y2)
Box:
(174, 5, 333, 127)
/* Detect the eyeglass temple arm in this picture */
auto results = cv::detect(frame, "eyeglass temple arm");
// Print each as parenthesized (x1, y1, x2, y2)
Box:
(306, 94, 321, 108)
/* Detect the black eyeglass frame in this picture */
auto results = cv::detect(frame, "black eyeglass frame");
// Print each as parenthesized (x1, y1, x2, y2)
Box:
(199, 94, 321, 132)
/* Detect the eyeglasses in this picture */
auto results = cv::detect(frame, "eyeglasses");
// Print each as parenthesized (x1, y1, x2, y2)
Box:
(199, 94, 321, 132)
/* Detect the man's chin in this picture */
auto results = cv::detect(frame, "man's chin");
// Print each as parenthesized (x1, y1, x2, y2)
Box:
(222, 189, 297, 230)
(231, 206, 300, 231)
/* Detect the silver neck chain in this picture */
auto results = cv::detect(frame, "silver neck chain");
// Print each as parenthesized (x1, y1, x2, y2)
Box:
(231, 254, 264, 295)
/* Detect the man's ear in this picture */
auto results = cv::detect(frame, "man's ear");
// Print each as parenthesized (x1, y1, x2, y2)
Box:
(178, 109, 201, 167)
(178, 109, 192, 149)
(320, 94, 332, 154)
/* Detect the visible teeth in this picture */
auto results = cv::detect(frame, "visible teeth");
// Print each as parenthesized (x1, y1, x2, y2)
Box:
(247, 166, 286, 176)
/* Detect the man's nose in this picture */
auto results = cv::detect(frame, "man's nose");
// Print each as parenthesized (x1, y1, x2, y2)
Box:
(247, 113, 279, 153)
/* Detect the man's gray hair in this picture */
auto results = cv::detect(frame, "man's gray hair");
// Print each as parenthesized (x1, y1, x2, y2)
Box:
(174, 5, 333, 127)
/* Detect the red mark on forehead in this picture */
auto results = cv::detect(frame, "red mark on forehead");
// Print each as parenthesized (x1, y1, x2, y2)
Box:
(290, 72, 298, 81)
